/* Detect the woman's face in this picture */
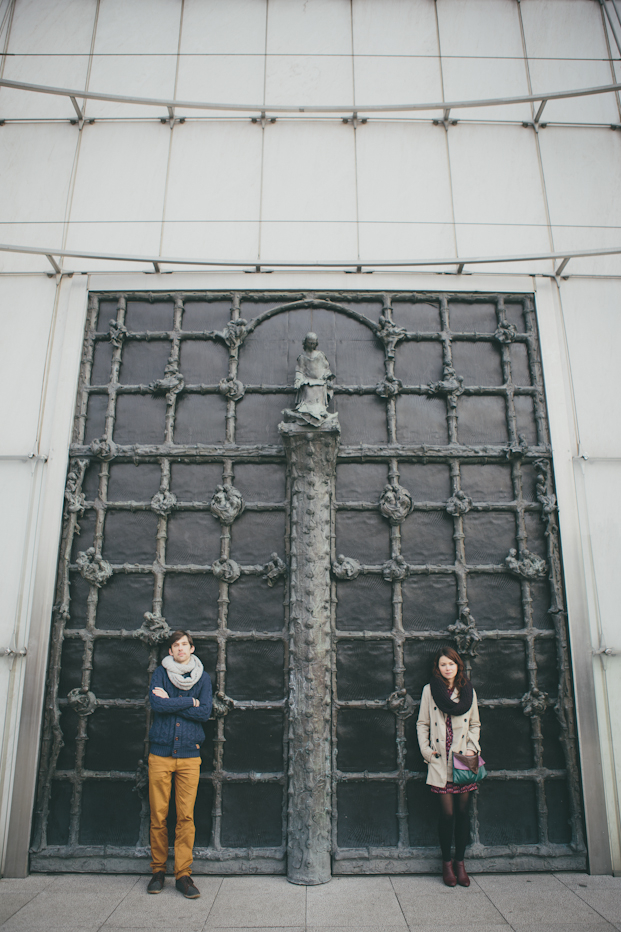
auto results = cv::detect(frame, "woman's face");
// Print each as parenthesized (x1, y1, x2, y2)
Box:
(438, 655, 458, 682)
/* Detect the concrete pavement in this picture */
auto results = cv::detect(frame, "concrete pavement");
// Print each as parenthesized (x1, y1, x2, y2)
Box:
(1, 872, 621, 932)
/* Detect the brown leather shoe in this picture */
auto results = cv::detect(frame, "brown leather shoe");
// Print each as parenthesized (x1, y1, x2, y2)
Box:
(176, 875, 201, 898)
(454, 860, 470, 887)
(442, 860, 457, 887)
(147, 871, 165, 893)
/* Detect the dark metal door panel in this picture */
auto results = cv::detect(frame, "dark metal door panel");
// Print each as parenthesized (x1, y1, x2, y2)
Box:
(32, 290, 585, 876)
(32, 293, 289, 873)
(330, 293, 585, 873)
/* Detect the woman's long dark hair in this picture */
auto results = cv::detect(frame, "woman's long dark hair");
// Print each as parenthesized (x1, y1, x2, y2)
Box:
(432, 645, 467, 691)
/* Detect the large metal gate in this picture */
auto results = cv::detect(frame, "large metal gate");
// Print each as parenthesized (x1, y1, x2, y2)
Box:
(32, 290, 585, 875)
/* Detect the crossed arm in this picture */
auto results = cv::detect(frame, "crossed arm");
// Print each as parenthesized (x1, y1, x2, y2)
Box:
(149, 668, 213, 720)
(152, 686, 200, 707)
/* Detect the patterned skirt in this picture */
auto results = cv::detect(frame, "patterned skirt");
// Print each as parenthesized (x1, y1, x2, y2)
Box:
(430, 716, 477, 795)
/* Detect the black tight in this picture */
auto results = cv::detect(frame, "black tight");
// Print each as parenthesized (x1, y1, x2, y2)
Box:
(438, 791, 471, 862)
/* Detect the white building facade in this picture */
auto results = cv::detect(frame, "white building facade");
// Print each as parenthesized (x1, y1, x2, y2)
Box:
(0, 0, 619, 878)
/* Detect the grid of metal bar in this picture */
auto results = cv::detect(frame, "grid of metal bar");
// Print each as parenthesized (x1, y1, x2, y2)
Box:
(32, 292, 292, 873)
(31, 290, 584, 875)
(328, 293, 584, 872)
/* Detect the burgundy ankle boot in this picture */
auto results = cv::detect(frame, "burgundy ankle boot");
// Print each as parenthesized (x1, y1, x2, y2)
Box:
(442, 860, 457, 886)
(453, 860, 470, 887)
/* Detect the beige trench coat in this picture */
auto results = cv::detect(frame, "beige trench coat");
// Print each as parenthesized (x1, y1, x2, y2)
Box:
(416, 684, 481, 788)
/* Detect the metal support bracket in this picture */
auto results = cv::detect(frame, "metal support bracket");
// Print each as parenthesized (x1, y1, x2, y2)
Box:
(555, 256, 571, 276)
(534, 99, 547, 124)
(70, 96, 83, 121)
(342, 112, 367, 128)
(433, 108, 458, 130)
(70, 95, 85, 129)
(251, 111, 276, 128)
(45, 254, 61, 274)
(160, 106, 185, 128)
(69, 96, 95, 130)
(521, 99, 548, 132)
(2, 646, 28, 671)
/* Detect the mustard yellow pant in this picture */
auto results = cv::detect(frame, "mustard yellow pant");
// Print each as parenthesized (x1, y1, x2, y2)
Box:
(148, 753, 201, 879)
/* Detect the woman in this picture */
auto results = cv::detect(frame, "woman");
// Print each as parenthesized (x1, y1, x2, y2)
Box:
(416, 646, 481, 888)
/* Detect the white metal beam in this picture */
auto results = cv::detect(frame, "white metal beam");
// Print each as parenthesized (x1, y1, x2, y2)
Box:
(0, 76, 620, 117)
(0, 241, 619, 274)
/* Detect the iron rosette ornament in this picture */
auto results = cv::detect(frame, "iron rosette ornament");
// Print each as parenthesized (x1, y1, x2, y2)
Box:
(89, 437, 118, 461)
(75, 548, 113, 587)
(379, 483, 413, 525)
(211, 557, 241, 583)
(382, 555, 409, 582)
(67, 686, 97, 716)
(151, 490, 177, 516)
(221, 318, 248, 350)
(149, 360, 185, 399)
(218, 377, 245, 401)
(210, 484, 245, 525)
(138, 612, 170, 645)
(426, 365, 464, 398)
(494, 320, 517, 344)
(521, 687, 549, 717)
(375, 376, 402, 399)
(446, 490, 472, 516)
(375, 314, 407, 358)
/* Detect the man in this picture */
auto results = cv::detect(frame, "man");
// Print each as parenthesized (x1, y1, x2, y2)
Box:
(147, 630, 212, 898)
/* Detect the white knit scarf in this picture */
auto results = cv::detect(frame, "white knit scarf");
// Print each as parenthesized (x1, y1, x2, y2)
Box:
(162, 654, 204, 690)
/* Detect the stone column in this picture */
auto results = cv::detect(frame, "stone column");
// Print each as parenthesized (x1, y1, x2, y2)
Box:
(280, 421, 339, 885)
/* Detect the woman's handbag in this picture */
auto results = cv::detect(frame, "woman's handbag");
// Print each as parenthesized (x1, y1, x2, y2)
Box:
(453, 751, 487, 785)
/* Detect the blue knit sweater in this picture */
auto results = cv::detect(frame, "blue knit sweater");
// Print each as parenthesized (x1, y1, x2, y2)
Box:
(148, 665, 213, 758)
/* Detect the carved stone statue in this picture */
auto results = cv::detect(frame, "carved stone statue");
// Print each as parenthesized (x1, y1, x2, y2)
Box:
(283, 333, 339, 428)
(332, 554, 361, 580)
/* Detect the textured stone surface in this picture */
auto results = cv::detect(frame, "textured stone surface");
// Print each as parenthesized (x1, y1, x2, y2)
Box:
(1, 872, 619, 931)
(281, 423, 340, 886)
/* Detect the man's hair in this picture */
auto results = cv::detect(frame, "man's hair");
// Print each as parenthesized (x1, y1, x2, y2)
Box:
(168, 629, 194, 649)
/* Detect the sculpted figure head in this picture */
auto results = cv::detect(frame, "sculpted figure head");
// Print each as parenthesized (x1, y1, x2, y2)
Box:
(303, 332, 319, 352)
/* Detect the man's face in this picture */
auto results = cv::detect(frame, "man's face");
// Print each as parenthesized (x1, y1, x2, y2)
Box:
(169, 636, 195, 665)
(305, 337, 318, 352)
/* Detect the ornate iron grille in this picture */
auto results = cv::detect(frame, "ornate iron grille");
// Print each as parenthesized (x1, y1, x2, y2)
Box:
(32, 293, 290, 873)
(31, 290, 585, 876)
(328, 294, 584, 873)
